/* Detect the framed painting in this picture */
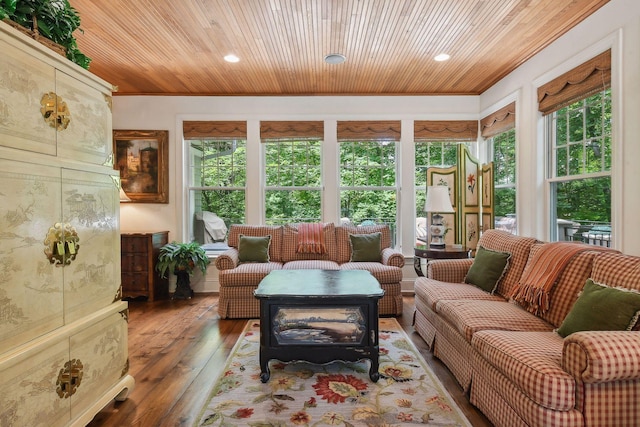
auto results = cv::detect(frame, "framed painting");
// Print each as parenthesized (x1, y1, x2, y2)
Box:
(113, 130, 169, 203)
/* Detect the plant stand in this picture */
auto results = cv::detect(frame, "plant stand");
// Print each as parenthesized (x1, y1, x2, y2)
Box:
(172, 270, 193, 299)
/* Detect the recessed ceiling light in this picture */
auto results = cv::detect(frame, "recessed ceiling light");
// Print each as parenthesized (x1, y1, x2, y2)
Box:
(434, 53, 450, 62)
(324, 53, 346, 64)
(224, 54, 240, 63)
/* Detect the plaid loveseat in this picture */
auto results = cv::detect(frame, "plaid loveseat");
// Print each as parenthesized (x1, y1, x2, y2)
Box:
(414, 229, 640, 427)
(216, 223, 404, 319)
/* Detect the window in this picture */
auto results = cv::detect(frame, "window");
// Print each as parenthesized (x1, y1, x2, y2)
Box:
(547, 90, 612, 243)
(338, 121, 400, 244)
(414, 141, 459, 233)
(491, 129, 517, 233)
(261, 121, 324, 225)
(481, 103, 517, 234)
(540, 50, 612, 245)
(263, 139, 322, 224)
(184, 121, 247, 243)
(414, 120, 478, 243)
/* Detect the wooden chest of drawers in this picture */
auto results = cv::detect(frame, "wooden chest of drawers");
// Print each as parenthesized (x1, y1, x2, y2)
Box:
(121, 231, 169, 301)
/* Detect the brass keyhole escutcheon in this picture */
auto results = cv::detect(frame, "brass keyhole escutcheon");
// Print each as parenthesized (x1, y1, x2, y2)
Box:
(44, 222, 80, 266)
(40, 92, 71, 130)
(56, 359, 84, 398)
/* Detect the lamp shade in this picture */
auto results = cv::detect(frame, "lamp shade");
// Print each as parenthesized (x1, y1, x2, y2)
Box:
(424, 186, 454, 213)
(119, 187, 131, 202)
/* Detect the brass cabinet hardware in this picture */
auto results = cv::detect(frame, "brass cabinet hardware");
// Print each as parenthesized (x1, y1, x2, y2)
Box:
(56, 359, 84, 398)
(103, 93, 113, 112)
(44, 222, 80, 266)
(40, 92, 71, 130)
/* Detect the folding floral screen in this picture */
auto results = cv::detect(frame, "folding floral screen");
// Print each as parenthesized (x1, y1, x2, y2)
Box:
(427, 145, 494, 250)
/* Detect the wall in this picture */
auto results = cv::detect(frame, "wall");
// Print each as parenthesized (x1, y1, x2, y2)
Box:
(479, 0, 640, 254)
(116, 96, 479, 292)
(115, 0, 640, 293)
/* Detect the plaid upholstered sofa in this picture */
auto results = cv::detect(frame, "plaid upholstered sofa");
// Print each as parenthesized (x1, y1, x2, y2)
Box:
(414, 229, 640, 427)
(215, 223, 404, 319)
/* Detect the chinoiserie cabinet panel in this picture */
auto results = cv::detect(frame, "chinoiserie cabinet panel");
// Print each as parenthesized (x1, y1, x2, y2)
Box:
(0, 37, 57, 155)
(0, 159, 64, 351)
(0, 339, 71, 427)
(0, 30, 112, 167)
(0, 20, 133, 427)
(0, 303, 129, 427)
(121, 231, 169, 301)
(56, 70, 113, 165)
(69, 306, 129, 420)
(62, 168, 121, 324)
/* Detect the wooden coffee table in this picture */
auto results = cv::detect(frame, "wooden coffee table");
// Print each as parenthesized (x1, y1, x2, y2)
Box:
(254, 269, 384, 383)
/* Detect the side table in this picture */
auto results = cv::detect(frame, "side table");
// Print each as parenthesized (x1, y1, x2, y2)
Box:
(414, 244, 471, 277)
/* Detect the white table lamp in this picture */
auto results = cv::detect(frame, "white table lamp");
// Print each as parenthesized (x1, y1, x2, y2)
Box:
(424, 186, 454, 248)
(119, 186, 131, 202)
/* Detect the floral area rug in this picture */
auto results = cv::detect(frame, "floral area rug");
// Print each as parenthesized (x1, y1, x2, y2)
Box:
(194, 318, 471, 426)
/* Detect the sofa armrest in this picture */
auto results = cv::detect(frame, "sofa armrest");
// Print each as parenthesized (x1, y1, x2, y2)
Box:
(562, 331, 640, 383)
(381, 247, 405, 268)
(426, 258, 474, 283)
(214, 248, 240, 270)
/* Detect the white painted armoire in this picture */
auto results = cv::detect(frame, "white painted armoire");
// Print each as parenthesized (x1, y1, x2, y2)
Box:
(0, 21, 134, 426)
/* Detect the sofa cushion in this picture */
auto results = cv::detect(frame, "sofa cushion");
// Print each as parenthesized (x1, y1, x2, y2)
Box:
(535, 248, 601, 328)
(436, 299, 554, 342)
(238, 235, 271, 263)
(476, 229, 538, 298)
(283, 260, 340, 270)
(349, 232, 382, 262)
(339, 262, 402, 284)
(281, 223, 338, 263)
(472, 330, 575, 411)
(464, 245, 511, 293)
(218, 262, 283, 286)
(336, 225, 391, 264)
(556, 279, 640, 338)
(591, 252, 640, 291)
(414, 277, 504, 311)
(228, 225, 284, 263)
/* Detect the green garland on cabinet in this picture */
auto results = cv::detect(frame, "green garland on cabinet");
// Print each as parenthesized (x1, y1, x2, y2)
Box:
(0, 0, 91, 69)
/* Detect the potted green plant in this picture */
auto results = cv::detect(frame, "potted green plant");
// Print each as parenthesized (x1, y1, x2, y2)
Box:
(156, 241, 210, 299)
(0, 0, 91, 69)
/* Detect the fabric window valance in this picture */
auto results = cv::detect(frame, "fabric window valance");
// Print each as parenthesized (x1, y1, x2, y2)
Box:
(337, 120, 401, 141)
(183, 121, 247, 139)
(414, 120, 478, 141)
(480, 102, 516, 138)
(260, 121, 324, 140)
(538, 50, 611, 115)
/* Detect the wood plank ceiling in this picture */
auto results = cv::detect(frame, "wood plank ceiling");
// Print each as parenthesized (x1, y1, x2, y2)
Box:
(70, 0, 610, 96)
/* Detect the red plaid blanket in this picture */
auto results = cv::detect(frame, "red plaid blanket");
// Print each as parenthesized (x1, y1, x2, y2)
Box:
(296, 222, 326, 254)
(511, 242, 609, 315)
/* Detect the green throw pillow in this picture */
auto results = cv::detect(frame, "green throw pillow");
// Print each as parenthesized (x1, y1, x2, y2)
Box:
(556, 279, 640, 338)
(238, 234, 271, 263)
(464, 246, 511, 293)
(349, 232, 382, 262)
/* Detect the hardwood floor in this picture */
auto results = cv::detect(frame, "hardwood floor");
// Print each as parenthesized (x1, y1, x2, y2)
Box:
(88, 295, 492, 426)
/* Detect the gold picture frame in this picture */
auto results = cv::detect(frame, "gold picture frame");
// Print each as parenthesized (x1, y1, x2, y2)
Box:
(113, 130, 169, 203)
